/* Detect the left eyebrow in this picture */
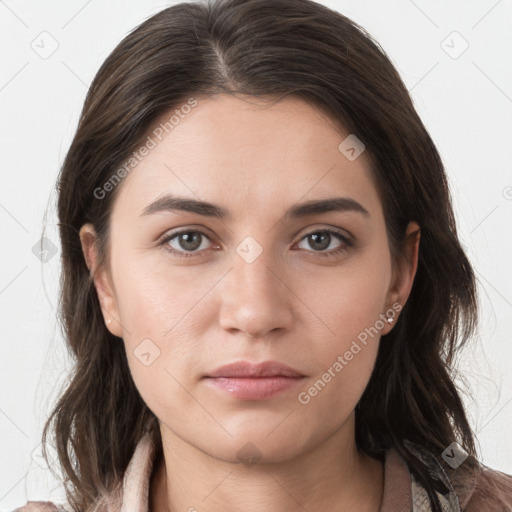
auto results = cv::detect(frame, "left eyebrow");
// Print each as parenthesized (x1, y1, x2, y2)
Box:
(284, 197, 370, 219)
(140, 194, 370, 220)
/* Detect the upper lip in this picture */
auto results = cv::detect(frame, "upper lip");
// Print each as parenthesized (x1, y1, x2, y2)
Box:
(205, 360, 305, 378)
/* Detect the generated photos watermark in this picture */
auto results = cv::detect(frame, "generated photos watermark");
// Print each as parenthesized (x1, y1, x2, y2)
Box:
(297, 301, 402, 405)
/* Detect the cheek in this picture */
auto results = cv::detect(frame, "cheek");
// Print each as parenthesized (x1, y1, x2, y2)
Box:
(302, 249, 391, 349)
(294, 305, 384, 431)
(110, 257, 214, 414)
(293, 253, 391, 413)
(112, 252, 214, 341)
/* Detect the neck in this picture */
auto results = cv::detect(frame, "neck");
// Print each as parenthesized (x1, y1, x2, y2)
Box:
(150, 417, 384, 512)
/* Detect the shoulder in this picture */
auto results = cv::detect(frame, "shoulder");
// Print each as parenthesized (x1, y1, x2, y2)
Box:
(432, 447, 512, 511)
(13, 501, 68, 511)
(460, 463, 512, 511)
(402, 440, 512, 511)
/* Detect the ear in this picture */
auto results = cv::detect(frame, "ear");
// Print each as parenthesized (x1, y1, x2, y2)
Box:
(79, 223, 123, 338)
(381, 221, 421, 335)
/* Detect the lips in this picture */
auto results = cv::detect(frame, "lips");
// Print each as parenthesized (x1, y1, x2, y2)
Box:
(203, 360, 306, 400)
(205, 360, 305, 379)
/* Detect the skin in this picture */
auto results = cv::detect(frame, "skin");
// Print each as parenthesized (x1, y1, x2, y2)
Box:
(80, 94, 420, 512)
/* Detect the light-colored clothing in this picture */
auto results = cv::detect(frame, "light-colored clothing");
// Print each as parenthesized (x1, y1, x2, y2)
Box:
(14, 433, 512, 511)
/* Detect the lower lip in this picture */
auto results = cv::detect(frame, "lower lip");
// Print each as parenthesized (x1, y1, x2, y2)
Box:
(205, 376, 304, 400)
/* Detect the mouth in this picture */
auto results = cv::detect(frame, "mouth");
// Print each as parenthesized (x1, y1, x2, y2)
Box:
(203, 360, 306, 400)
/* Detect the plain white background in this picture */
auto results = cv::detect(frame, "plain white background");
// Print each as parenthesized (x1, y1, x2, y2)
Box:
(1, 0, 511, 509)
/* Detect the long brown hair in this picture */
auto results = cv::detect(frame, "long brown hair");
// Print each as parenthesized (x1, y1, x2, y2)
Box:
(43, 0, 479, 510)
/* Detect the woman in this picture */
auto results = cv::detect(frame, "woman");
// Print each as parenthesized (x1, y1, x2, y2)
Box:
(16, 0, 512, 510)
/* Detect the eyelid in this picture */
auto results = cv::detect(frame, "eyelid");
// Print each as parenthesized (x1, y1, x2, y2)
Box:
(294, 224, 353, 241)
(157, 225, 215, 243)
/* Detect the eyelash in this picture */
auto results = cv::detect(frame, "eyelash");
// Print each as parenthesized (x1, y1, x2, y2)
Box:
(159, 228, 354, 259)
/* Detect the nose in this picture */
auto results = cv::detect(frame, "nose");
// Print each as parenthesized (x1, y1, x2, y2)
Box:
(218, 242, 294, 339)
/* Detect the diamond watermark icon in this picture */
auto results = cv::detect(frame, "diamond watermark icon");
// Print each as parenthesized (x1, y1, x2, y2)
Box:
(31, 31, 59, 59)
(442, 442, 468, 469)
(134, 338, 161, 366)
(338, 134, 366, 161)
(237, 442, 262, 467)
(441, 31, 469, 60)
(32, 236, 58, 263)
(236, 236, 263, 264)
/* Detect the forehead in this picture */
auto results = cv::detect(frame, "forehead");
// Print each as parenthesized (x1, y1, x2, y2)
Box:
(112, 94, 382, 221)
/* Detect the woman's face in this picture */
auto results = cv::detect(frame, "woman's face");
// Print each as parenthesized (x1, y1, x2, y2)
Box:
(81, 94, 419, 463)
